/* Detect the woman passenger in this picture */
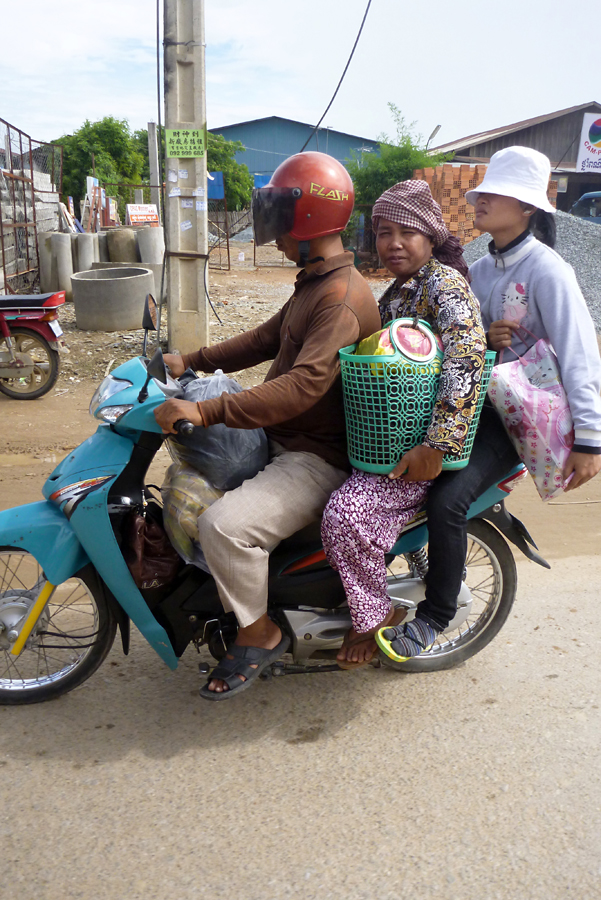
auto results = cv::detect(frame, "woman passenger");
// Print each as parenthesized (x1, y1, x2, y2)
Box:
(321, 180, 487, 667)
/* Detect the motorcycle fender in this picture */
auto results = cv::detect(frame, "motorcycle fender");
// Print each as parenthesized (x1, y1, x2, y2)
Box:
(480, 502, 550, 569)
(0, 501, 90, 583)
(8, 320, 58, 344)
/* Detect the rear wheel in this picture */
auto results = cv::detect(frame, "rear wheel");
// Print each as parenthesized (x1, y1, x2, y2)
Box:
(0, 327, 60, 399)
(383, 520, 517, 672)
(0, 549, 116, 704)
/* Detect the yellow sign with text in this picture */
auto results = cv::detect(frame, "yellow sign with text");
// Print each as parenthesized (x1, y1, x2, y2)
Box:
(166, 129, 206, 159)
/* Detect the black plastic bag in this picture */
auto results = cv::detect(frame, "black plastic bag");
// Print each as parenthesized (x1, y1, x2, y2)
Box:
(168, 369, 269, 491)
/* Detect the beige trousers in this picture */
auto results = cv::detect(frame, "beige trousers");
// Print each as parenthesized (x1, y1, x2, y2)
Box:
(197, 442, 348, 627)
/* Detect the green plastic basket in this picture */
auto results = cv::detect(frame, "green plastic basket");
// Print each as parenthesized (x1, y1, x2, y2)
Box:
(340, 320, 495, 473)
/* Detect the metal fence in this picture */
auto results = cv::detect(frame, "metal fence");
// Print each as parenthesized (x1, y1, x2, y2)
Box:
(207, 206, 252, 271)
(208, 199, 230, 270)
(253, 242, 297, 267)
(343, 204, 379, 268)
(0, 118, 62, 294)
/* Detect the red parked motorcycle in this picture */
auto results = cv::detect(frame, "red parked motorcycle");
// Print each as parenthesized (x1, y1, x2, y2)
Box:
(0, 290, 66, 399)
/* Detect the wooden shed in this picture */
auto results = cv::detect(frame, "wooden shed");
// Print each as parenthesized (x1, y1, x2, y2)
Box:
(432, 101, 601, 212)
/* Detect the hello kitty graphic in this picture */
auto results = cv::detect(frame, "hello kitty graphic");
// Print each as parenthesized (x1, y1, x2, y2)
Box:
(502, 282, 529, 324)
(522, 355, 561, 390)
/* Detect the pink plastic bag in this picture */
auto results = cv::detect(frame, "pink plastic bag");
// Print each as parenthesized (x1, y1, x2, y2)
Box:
(487, 339, 574, 500)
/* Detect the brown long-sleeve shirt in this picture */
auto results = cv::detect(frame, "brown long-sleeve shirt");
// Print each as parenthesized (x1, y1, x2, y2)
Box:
(182, 252, 380, 470)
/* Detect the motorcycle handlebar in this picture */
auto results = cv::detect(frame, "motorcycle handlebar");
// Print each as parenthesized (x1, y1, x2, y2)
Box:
(174, 419, 195, 436)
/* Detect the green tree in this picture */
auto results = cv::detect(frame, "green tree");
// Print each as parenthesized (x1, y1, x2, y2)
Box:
(206, 133, 253, 210)
(54, 117, 144, 216)
(346, 103, 448, 206)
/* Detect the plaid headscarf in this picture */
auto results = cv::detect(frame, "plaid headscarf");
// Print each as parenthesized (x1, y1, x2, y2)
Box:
(372, 180, 449, 247)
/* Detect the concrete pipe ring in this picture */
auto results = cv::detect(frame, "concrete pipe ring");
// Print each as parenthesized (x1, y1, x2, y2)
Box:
(71, 267, 155, 332)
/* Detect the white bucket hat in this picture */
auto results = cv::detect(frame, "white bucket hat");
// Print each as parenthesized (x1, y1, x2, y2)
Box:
(465, 146, 556, 214)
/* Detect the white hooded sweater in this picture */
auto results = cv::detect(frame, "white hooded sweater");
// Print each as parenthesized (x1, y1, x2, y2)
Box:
(469, 233, 601, 452)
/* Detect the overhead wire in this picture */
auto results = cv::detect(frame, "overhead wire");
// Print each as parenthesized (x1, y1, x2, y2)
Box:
(299, 0, 373, 153)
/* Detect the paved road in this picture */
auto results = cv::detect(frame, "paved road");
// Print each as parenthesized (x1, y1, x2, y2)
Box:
(1, 551, 600, 900)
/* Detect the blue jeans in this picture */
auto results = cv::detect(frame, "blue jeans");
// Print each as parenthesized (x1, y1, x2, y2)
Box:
(417, 405, 520, 630)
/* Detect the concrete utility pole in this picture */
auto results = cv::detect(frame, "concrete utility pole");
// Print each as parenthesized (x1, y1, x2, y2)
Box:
(163, 0, 209, 353)
(147, 122, 161, 219)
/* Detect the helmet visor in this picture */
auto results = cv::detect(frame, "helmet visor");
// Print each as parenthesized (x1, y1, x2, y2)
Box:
(252, 187, 299, 245)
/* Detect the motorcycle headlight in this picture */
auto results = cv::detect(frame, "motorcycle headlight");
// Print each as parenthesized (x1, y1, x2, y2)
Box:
(89, 376, 133, 417)
(95, 404, 134, 423)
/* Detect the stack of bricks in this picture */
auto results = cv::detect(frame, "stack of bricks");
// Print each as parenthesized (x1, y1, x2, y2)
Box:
(413, 164, 488, 244)
(413, 163, 558, 245)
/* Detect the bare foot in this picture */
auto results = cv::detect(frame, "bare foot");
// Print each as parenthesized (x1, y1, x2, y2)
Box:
(337, 607, 408, 666)
(336, 626, 378, 665)
(208, 614, 282, 693)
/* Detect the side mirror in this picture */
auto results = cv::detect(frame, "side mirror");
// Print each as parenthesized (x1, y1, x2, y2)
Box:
(138, 347, 167, 403)
(146, 347, 167, 384)
(142, 294, 158, 357)
(143, 294, 158, 331)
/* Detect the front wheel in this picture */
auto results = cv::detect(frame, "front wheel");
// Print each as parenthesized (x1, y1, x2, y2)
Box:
(0, 549, 117, 704)
(383, 519, 517, 672)
(0, 327, 60, 399)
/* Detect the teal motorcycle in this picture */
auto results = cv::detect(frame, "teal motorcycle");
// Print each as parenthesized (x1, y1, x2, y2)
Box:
(0, 301, 549, 705)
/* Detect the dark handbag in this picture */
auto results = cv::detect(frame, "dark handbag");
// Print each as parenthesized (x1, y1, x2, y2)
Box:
(123, 510, 182, 590)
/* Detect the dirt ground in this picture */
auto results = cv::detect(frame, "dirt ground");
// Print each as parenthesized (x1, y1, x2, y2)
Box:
(0, 254, 600, 562)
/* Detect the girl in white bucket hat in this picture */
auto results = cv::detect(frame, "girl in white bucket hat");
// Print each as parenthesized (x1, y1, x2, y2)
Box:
(466, 145, 557, 246)
(399, 146, 601, 660)
(467, 146, 601, 451)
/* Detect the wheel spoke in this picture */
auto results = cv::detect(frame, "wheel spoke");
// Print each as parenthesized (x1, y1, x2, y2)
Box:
(385, 522, 516, 667)
(0, 550, 113, 699)
(0, 330, 58, 397)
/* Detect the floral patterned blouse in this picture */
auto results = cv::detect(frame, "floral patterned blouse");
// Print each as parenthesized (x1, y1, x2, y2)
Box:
(378, 257, 487, 456)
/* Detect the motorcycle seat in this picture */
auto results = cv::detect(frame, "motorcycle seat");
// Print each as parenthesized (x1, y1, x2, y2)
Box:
(0, 291, 65, 310)
(278, 520, 323, 552)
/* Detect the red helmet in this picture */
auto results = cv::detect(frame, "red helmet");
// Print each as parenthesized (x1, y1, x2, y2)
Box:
(252, 151, 355, 245)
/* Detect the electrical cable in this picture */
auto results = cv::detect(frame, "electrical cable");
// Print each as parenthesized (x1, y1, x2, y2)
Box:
(205, 256, 223, 325)
(299, 0, 373, 153)
(240, 145, 291, 157)
(553, 134, 579, 172)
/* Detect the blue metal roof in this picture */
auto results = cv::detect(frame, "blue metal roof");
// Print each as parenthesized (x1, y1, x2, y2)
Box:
(210, 116, 379, 177)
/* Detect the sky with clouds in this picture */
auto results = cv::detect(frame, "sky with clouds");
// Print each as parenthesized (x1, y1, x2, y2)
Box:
(1, 0, 598, 151)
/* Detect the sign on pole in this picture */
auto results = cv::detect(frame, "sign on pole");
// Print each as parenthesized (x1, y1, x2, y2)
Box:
(165, 128, 206, 158)
(163, 0, 209, 353)
(576, 113, 601, 172)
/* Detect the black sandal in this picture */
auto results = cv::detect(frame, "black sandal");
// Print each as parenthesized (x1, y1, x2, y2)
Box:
(199, 633, 290, 701)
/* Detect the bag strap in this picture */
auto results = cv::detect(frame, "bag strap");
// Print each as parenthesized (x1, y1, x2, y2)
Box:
(498, 345, 521, 365)
(514, 322, 539, 342)
(498, 327, 552, 367)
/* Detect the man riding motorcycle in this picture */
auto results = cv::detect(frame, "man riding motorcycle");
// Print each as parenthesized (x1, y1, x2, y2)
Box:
(154, 151, 380, 700)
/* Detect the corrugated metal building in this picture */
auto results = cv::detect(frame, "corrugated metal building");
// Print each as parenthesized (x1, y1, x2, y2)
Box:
(209, 116, 379, 177)
(432, 101, 601, 211)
